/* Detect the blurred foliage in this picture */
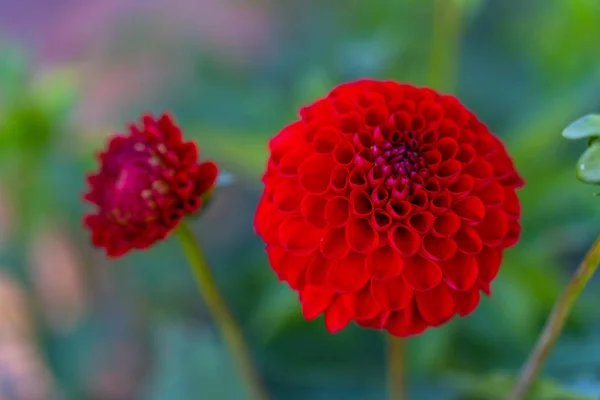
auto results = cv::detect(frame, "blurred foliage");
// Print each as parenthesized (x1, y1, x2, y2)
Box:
(2, 0, 600, 399)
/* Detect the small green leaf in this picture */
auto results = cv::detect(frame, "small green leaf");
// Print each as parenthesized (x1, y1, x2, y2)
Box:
(562, 114, 600, 140)
(576, 141, 600, 184)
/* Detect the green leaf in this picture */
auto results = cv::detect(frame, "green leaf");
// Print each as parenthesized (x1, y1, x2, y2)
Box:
(562, 114, 600, 140)
(576, 141, 600, 184)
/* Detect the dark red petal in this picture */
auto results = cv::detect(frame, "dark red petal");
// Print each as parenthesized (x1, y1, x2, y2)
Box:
(436, 137, 459, 160)
(432, 212, 461, 237)
(429, 193, 451, 213)
(402, 256, 442, 291)
(300, 286, 334, 320)
(456, 143, 476, 164)
(436, 159, 462, 184)
(479, 280, 492, 296)
(324, 296, 352, 333)
(386, 200, 412, 220)
(273, 179, 304, 212)
(195, 161, 219, 192)
(350, 190, 374, 217)
(279, 146, 312, 176)
(339, 111, 362, 134)
(453, 286, 481, 316)
(327, 252, 370, 292)
(422, 234, 457, 261)
(312, 128, 341, 153)
(324, 197, 350, 227)
(366, 245, 403, 280)
(451, 196, 485, 224)
(476, 246, 503, 282)
(269, 121, 304, 163)
(279, 216, 323, 255)
(365, 105, 389, 126)
(255, 201, 286, 245)
(408, 190, 428, 210)
(371, 210, 393, 232)
(333, 142, 355, 165)
(321, 227, 351, 260)
(454, 226, 483, 254)
(448, 175, 474, 199)
(388, 225, 421, 257)
(343, 283, 382, 320)
(267, 246, 309, 283)
(349, 168, 368, 190)
(473, 180, 505, 207)
(407, 211, 435, 234)
(415, 283, 455, 326)
(371, 276, 414, 311)
(463, 158, 493, 186)
(301, 195, 328, 229)
(386, 302, 428, 337)
(502, 187, 521, 218)
(346, 218, 379, 253)
(298, 154, 335, 194)
(330, 165, 349, 192)
(504, 219, 521, 247)
(306, 253, 332, 290)
(440, 252, 479, 291)
(355, 312, 390, 329)
(477, 208, 508, 246)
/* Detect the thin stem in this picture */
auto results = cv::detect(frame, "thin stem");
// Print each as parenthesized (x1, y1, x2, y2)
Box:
(387, 336, 406, 400)
(176, 222, 269, 400)
(509, 236, 600, 400)
(428, 0, 464, 93)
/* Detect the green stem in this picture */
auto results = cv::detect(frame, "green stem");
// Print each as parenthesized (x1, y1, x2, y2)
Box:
(176, 222, 269, 400)
(509, 236, 600, 400)
(428, 0, 464, 93)
(387, 336, 406, 400)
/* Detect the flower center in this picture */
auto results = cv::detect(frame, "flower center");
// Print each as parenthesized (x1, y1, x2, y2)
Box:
(370, 131, 429, 190)
(101, 144, 167, 224)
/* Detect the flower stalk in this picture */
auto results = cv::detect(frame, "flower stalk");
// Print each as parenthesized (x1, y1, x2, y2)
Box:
(388, 336, 406, 400)
(509, 235, 600, 400)
(428, 0, 464, 93)
(176, 221, 268, 400)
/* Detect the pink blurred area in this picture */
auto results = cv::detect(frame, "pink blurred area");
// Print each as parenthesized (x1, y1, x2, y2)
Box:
(0, 0, 274, 126)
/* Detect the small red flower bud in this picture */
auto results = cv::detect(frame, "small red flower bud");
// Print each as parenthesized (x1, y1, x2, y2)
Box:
(254, 80, 523, 337)
(83, 113, 218, 257)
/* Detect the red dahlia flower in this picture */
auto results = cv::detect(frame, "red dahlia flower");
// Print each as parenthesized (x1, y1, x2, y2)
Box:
(255, 80, 523, 337)
(84, 113, 218, 258)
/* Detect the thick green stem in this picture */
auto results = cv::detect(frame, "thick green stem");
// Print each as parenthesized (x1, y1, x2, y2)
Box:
(428, 0, 464, 93)
(509, 236, 600, 400)
(387, 336, 405, 400)
(176, 222, 268, 400)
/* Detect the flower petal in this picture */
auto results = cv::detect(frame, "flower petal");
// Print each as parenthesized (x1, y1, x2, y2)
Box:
(402, 256, 442, 291)
(366, 245, 403, 280)
(327, 252, 370, 292)
(453, 286, 481, 316)
(440, 251, 479, 291)
(371, 276, 414, 311)
(324, 296, 352, 333)
(415, 284, 455, 326)
(343, 283, 382, 320)
(300, 286, 334, 320)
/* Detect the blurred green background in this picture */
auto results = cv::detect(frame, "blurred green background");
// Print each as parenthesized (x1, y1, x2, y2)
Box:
(1, 0, 600, 399)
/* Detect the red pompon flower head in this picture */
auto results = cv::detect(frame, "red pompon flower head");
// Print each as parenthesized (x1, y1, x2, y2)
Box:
(254, 80, 523, 337)
(83, 113, 218, 258)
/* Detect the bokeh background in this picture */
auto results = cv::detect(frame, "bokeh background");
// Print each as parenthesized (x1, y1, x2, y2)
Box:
(1, 0, 600, 399)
